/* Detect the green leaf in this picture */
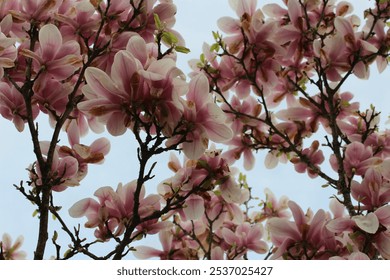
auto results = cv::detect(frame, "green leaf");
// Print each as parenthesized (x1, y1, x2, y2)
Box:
(210, 43, 220, 52)
(212, 31, 220, 41)
(200, 53, 205, 63)
(52, 231, 58, 242)
(63, 249, 72, 258)
(175, 46, 191, 54)
(32, 209, 39, 217)
(162, 31, 178, 46)
(154, 13, 163, 30)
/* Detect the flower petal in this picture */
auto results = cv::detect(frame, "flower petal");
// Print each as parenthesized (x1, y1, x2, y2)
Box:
(352, 213, 379, 234)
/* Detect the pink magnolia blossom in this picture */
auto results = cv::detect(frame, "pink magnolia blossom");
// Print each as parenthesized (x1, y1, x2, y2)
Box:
(221, 223, 268, 258)
(12, 0, 62, 22)
(251, 188, 290, 222)
(351, 167, 390, 208)
(327, 205, 390, 259)
(69, 180, 161, 240)
(267, 201, 329, 259)
(0, 233, 26, 260)
(0, 30, 17, 78)
(20, 24, 82, 86)
(31, 141, 79, 192)
(179, 73, 233, 159)
(80, 35, 184, 136)
(133, 229, 175, 260)
(55, 0, 100, 42)
(291, 140, 325, 178)
(343, 142, 374, 177)
(0, 81, 39, 132)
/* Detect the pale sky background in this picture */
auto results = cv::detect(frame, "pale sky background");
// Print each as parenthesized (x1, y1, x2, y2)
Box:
(0, 0, 389, 259)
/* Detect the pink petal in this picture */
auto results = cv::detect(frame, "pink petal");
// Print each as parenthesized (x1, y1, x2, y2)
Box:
(39, 24, 62, 61)
(133, 246, 162, 259)
(59, 156, 79, 178)
(379, 159, 390, 180)
(68, 198, 99, 218)
(329, 198, 345, 218)
(84, 67, 120, 99)
(106, 112, 127, 136)
(67, 120, 80, 147)
(288, 201, 305, 227)
(262, 4, 286, 18)
(243, 149, 255, 170)
(229, 0, 257, 16)
(183, 195, 204, 220)
(276, 107, 313, 121)
(376, 56, 387, 73)
(264, 152, 278, 169)
(375, 205, 390, 227)
(334, 16, 354, 37)
(376, 231, 390, 259)
(90, 137, 111, 156)
(217, 17, 240, 33)
(111, 51, 138, 94)
(126, 36, 147, 65)
(182, 131, 207, 159)
(353, 61, 369, 79)
(287, 0, 302, 26)
(267, 218, 301, 242)
(307, 209, 326, 244)
(203, 120, 233, 142)
(211, 246, 224, 260)
(221, 228, 238, 246)
(348, 252, 370, 260)
(159, 229, 173, 253)
(188, 74, 209, 108)
(326, 217, 355, 233)
(352, 213, 379, 234)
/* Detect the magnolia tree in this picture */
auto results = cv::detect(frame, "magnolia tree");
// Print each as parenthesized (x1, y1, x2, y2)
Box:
(0, 0, 390, 260)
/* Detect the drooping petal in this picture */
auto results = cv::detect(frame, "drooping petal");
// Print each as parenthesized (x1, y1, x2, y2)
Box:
(352, 213, 379, 234)
(106, 112, 127, 136)
(90, 137, 111, 156)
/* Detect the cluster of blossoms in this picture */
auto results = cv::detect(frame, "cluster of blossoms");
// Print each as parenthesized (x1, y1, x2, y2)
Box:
(0, 0, 390, 260)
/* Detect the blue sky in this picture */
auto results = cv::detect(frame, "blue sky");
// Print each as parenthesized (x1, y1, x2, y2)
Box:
(0, 0, 389, 259)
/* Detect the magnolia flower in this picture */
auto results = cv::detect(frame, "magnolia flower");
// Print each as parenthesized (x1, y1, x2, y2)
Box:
(1, 233, 26, 260)
(69, 180, 161, 240)
(180, 74, 233, 159)
(0, 30, 17, 78)
(221, 223, 268, 258)
(291, 140, 325, 178)
(267, 201, 328, 259)
(0, 81, 39, 132)
(20, 24, 82, 86)
(133, 229, 175, 260)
